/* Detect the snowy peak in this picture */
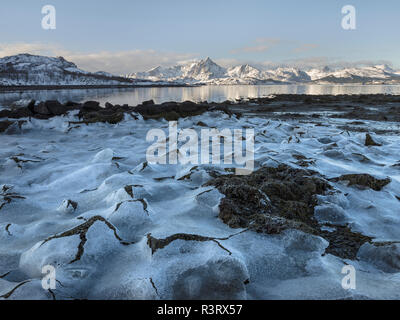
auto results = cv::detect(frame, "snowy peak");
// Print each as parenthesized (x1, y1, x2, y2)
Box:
(0, 54, 132, 86)
(0, 54, 78, 73)
(128, 58, 400, 84)
(182, 57, 226, 80)
(227, 64, 261, 79)
(264, 67, 311, 82)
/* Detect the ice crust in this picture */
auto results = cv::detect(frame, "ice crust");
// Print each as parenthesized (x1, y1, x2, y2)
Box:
(1, 109, 400, 299)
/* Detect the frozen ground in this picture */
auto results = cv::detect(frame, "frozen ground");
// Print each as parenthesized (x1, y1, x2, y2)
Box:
(1, 103, 400, 300)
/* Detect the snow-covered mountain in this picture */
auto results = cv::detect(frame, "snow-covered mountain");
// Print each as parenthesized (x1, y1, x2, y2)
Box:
(0, 54, 133, 86)
(128, 57, 227, 83)
(2, 54, 399, 86)
(313, 64, 400, 84)
(128, 58, 400, 85)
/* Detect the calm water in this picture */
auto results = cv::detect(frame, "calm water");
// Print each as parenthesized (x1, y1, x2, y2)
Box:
(2, 84, 400, 107)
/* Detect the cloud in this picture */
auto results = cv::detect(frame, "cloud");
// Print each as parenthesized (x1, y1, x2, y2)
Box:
(260, 57, 394, 70)
(0, 42, 395, 74)
(0, 43, 62, 58)
(230, 38, 280, 55)
(292, 43, 318, 53)
(0, 42, 198, 75)
(65, 50, 197, 75)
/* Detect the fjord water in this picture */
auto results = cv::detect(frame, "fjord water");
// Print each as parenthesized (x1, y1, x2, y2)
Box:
(2, 84, 400, 107)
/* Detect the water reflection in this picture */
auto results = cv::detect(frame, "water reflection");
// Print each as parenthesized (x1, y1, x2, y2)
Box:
(1, 84, 400, 107)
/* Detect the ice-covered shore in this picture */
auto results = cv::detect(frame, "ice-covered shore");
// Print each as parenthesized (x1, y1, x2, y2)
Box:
(1, 96, 400, 300)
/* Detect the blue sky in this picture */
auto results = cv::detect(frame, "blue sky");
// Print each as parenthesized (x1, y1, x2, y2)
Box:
(0, 0, 399, 74)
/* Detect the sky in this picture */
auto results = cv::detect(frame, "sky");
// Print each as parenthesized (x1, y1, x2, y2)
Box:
(0, 0, 399, 74)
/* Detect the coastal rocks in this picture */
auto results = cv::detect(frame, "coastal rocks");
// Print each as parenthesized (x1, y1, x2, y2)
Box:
(134, 101, 209, 121)
(207, 165, 330, 231)
(331, 174, 391, 191)
(134, 100, 234, 121)
(207, 164, 373, 259)
(0, 100, 79, 120)
(0, 107, 33, 119)
(34, 100, 78, 117)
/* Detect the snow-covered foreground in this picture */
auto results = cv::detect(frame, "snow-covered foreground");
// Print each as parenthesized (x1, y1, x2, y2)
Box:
(1, 108, 400, 300)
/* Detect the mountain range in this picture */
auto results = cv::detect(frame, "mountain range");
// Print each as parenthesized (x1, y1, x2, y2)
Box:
(1, 54, 400, 86)
(128, 57, 400, 85)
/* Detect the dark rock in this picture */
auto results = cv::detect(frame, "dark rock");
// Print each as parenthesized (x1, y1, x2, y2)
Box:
(331, 174, 391, 191)
(0, 107, 33, 119)
(64, 101, 80, 107)
(81, 101, 101, 111)
(206, 165, 330, 231)
(67, 200, 78, 211)
(26, 100, 36, 113)
(206, 164, 372, 259)
(45, 100, 67, 116)
(13, 108, 33, 118)
(365, 133, 381, 146)
(0, 110, 12, 118)
(75, 108, 125, 125)
(142, 100, 155, 106)
(34, 102, 51, 115)
(0, 120, 14, 133)
(105, 102, 114, 109)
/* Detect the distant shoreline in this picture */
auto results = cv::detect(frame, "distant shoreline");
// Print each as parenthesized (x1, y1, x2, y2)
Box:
(0, 83, 196, 92)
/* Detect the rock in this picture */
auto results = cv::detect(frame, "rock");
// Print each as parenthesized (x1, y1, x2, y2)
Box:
(34, 102, 51, 115)
(207, 164, 330, 231)
(365, 133, 381, 146)
(142, 100, 155, 106)
(26, 100, 36, 113)
(0, 120, 26, 134)
(0, 107, 33, 119)
(64, 101, 80, 107)
(206, 164, 371, 259)
(196, 121, 208, 127)
(331, 174, 391, 191)
(81, 101, 101, 112)
(105, 102, 114, 109)
(45, 100, 67, 116)
(0, 121, 14, 133)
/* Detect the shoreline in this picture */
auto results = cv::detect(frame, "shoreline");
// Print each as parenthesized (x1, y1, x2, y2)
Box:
(0, 83, 196, 92)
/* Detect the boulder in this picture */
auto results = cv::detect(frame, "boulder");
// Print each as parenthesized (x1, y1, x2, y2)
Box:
(45, 100, 67, 116)
(142, 100, 155, 106)
(34, 102, 51, 115)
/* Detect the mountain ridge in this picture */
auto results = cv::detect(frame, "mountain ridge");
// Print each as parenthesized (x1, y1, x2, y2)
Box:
(0, 53, 133, 86)
(1, 54, 400, 86)
(127, 58, 400, 85)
